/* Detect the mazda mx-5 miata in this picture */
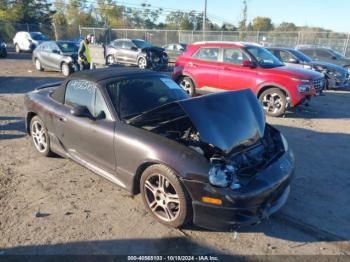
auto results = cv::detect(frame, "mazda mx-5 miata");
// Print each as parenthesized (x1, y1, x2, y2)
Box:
(24, 68, 294, 230)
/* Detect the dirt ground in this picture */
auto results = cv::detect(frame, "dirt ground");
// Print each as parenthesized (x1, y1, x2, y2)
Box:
(0, 51, 349, 257)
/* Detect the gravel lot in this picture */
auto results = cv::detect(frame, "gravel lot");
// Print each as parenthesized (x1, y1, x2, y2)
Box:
(0, 51, 349, 256)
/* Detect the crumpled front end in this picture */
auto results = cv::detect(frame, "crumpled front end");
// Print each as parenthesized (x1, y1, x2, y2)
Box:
(182, 125, 295, 230)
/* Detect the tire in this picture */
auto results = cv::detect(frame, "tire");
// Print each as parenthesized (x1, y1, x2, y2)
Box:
(138, 57, 147, 69)
(15, 44, 20, 53)
(344, 65, 350, 74)
(177, 76, 196, 97)
(30, 116, 53, 157)
(259, 88, 287, 117)
(140, 164, 192, 228)
(35, 58, 43, 71)
(61, 63, 71, 77)
(106, 55, 115, 65)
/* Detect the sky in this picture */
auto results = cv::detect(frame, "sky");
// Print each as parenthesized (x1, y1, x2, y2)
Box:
(120, 0, 349, 32)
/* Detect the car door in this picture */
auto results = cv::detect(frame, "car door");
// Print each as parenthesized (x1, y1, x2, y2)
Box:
(46, 42, 62, 70)
(217, 47, 256, 91)
(185, 47, 220, 93)
(38, 42, 51, 67)
(57, 80, 116, 174)
(122, 40, 138, 64)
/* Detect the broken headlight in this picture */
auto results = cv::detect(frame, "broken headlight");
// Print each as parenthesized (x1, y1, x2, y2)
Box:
(208, 161, 236, 188)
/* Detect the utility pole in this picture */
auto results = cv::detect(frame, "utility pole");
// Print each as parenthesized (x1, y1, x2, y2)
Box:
(203, 0, 207, 40)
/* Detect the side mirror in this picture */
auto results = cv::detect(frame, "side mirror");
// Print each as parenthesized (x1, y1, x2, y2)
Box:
(332, 56, 337, 60)
(179, 48, 185, 52)
(70, 105, 93, 119)
(131, 46, 138, 51)
(288, 58, 299, 64)
(242, 60, 257, 68)
(52, 49, 60, 54)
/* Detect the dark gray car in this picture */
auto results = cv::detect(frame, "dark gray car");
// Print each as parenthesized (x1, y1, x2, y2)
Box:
(33, 41, 79, 76)
(24, 68, 294, 230)
(106, 39, 168, 70)
(269, 47, 350, 89)
(297, 47, 350, 73)
(163, 43, 187, 63)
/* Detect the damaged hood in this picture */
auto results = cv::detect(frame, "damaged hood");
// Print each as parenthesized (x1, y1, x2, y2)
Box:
(129, 89, 265, 154)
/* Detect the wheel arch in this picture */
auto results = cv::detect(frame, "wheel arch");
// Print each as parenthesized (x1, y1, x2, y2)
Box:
(256, 83, 291, 104)
(26, 112, 37, 134)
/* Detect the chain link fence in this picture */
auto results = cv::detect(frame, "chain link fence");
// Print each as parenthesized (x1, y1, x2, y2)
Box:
(1, 21, 349, 57)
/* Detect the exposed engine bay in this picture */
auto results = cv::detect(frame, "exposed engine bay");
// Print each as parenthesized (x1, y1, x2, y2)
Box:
(144, 115, 285, 181)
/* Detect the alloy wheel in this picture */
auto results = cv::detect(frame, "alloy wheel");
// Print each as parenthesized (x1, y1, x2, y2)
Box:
(31, 120, 48, 153)
(179, 79, 193, 94)
(143, 173, 180, 222)
(138, 57, 147, 69)
(62, 63, 70, 76)
(262, 92, 283, 114)
(107, 55, 115, 65)
(35, 59, 42, 71)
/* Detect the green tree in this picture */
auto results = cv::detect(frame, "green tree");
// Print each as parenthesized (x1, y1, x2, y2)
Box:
(275, 22, 298, 31)
(238, 0, 247, 31)
(251, 16, 274, 31)
(165, 11, 196, 30)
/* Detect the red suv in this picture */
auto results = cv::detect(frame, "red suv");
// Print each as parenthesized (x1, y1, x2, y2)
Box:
(172, 42, 325, 116)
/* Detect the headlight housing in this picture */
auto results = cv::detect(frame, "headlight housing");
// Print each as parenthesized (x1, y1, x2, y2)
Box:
(297, 85, 311, 92)
(208, 161, 238, 188)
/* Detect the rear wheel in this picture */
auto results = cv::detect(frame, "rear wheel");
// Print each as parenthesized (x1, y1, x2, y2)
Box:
(259, 88, 287, 117)
(107, 55, 115, 65)
(177, 76, 195, 97)
(15, 44, 20, 53)
(35, 58, 43, 71)
(140, 164, 192, 228)
(30, 116, 52, 157)
(61, 63, 71, 76)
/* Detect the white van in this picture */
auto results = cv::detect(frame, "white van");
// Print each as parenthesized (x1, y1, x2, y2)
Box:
(13, 31, 49, 53)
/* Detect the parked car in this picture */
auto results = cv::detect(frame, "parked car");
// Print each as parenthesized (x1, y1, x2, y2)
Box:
(0, 40, 7, 57)
(163, 43, 187, 63)
(13, 31, 49, 53)
(24, 67, 294, 230)
(297, 47, 350, 73)
(268, 47, 349, 89)
(106, 39, 168, 70)
(33, 41, 79, 76)
(173, 42, 325, 117)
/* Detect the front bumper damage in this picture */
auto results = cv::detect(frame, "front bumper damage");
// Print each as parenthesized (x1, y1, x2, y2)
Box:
(182, 149, 295, 231)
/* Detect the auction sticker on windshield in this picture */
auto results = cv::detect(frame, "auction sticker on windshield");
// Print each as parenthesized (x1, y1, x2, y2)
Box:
(160, 78, 182, 90)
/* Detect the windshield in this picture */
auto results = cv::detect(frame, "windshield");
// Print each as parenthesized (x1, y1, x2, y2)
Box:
(132, 39, 152, 49)
(57, 42, 78, 53)
(289, 49, 312, 63)
(30, 33, 48, 41)
(246, 46, 284, 68)
(330, 49, 344, 59)
(106, 76, 188, 120)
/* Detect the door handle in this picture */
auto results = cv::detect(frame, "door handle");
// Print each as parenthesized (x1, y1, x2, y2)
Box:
(188, 62, 197, 67)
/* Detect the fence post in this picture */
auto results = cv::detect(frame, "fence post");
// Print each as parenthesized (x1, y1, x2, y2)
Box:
(179, 30, 181, 43)
(344, 33, 350, 56)
(26, 23, 29, 32)
(296, 31, 301, 46)
(191, 30, 194, 43)
(165, 30, 167, 45)
(221, 31, 223, 41)
(256, 31, 260, 43)
(79, 25, 81, 38)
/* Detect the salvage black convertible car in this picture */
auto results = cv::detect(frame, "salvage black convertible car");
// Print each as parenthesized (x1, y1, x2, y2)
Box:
(24, 68, 294, 230)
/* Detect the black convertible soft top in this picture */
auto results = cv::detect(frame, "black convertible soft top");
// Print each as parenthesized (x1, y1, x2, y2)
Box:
(51, 67, 167, 104)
